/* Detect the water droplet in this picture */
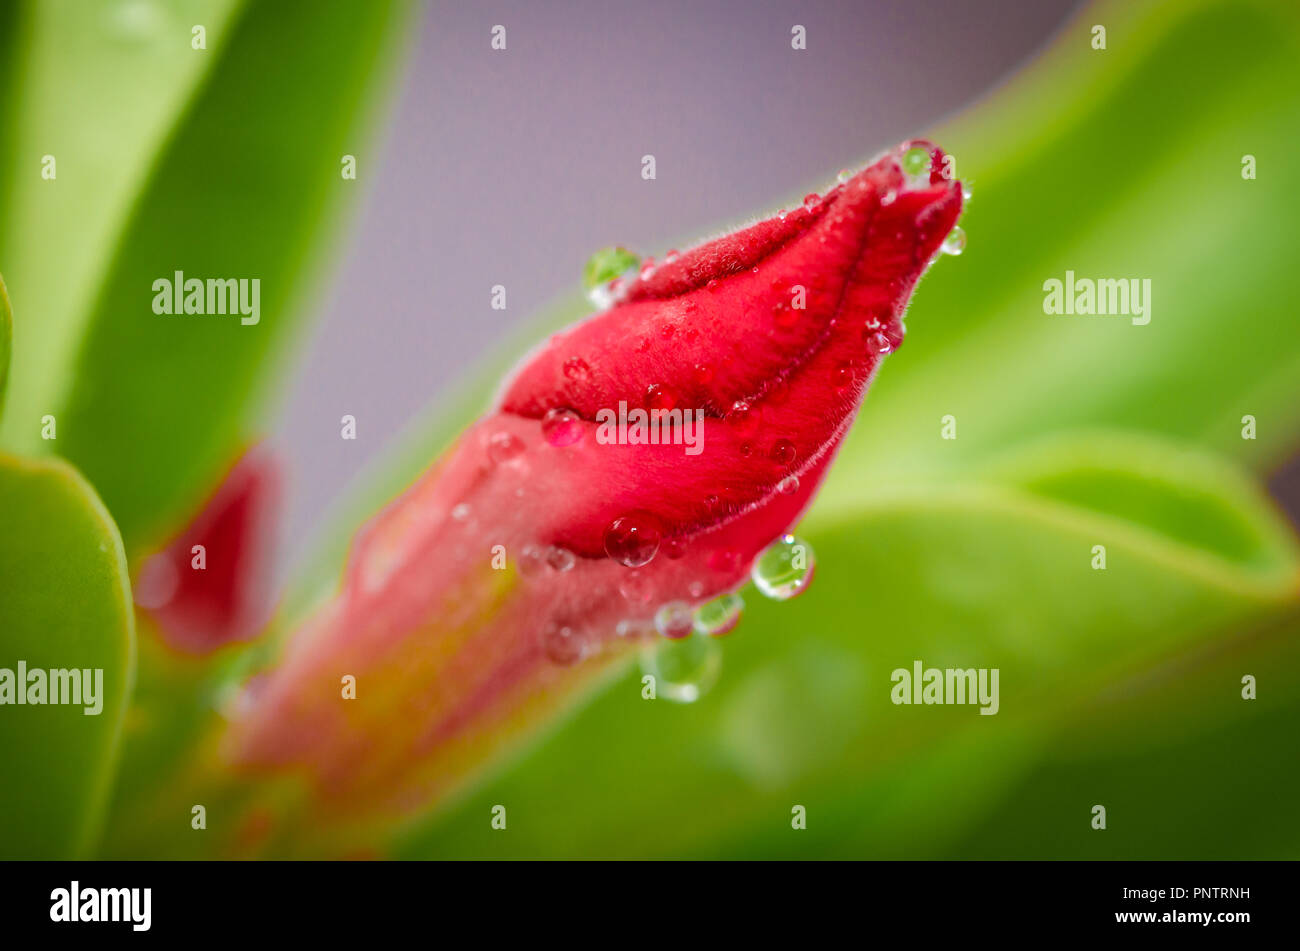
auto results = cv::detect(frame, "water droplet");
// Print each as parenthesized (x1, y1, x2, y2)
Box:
(770, 439, 797, 467)
(727, 400, 759, 437)
(639, 634, 722, 703)
(616, 619, 649, 639)
(692, 364, 713, 386)
(543, 622, 585, 666)
(563, 356, 591, 382)
(639, 257, 656, 278)
(487, 431, 525, 464)
(517, 544, 548, 580)
(662, 537, 687, 560)
(664, 248, 680, 262)
(654, 601, 695, 639)
(901, 145, 931, 181)
(604, 513, 662, 567)
(752, 534, 816, 600)
(739, 442, 753, 458)
(583, 246, 640, 290)
(865, 331, 894, 356)
(777, 475, 800, 495)
(541, 407, 583, 446)
(619, 570, 653, 604)
(694, 592, 743, 636)
(545, 546, 575, 572)
(803, 192, 822, 210)
(706, 279, 720, 293)
(940, 225, 966, 256)
(836, 168, 850, 185)
(451, 502, 472, 521)
(962, 183, 973, 202)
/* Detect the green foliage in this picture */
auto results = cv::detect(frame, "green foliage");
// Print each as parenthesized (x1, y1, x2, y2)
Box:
(0, 454, 134, 858)
(0, 0, 415, 551)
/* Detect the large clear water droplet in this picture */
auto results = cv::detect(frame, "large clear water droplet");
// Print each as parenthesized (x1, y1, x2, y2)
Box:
(940, 225, 966, 256)
(639, 635, 722, 703)
(605, 513, 662, 568)
(693, 592, 743, 636)
(654, 601, 694, 639)
(752, 534, 815, 600)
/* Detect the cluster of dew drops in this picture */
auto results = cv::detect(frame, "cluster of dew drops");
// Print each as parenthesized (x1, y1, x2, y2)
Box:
(534, 168, 969, 698)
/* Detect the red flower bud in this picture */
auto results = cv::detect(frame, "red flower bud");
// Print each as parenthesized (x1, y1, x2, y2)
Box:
(225, 142, 964, 821)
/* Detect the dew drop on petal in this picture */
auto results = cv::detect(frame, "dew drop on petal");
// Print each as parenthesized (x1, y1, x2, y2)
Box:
(752, 534, 816, 600)
(940, 225, 966, 256)
(541, 407, 584, 446)
(517, 544, 548, 580)
(770, 439, 797, 467)
(451, 502, 472, 521)
(545, 546, 576, 572)
(542, 622, 585, 666)
(654, 601, 695, 639)
(865, 331, 894, 356)
(693, 592, 743, 636)
(836, 168, 850, 184)
(487, 431, 525, 464)
(901, 145, 931, 181)
(777, 475, 800, 495)
(604, 513, 662, 567)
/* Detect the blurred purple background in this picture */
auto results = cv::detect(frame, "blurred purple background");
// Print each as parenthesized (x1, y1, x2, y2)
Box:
(272, 0, 1083, 571)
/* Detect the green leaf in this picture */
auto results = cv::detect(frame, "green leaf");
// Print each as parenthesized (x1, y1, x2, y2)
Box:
(0, 0, 243, 453)
(0, 453, 135, 858)
(0, 274, 11, 415)
(395, 435, 1297, 857)
(0, 0, 415, 551)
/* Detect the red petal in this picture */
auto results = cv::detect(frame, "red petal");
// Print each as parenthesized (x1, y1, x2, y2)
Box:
(136, 446, 281, 654)
(224, 142, 963, 820)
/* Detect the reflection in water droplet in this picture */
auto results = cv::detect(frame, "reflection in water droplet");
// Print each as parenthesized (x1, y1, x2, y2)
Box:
(901, 145, 931, 181)
(694, 592, 743, 636)
(777, 475, 799, 495)
(865, 331, 894, 357)
(752, 534, 816, 600)
(604, 513, 662, 568)
(640, 634, 722, 703)
(654, 601, 694, 639)
(940, 225, 966, 256)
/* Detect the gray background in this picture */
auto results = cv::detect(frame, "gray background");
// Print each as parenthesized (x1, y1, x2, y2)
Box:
(272, 0, 1085, 572)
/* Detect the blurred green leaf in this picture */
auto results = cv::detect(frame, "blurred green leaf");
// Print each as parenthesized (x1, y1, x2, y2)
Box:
(0, 274, 11, 414)
(0, 453, 135, 858)
(0, 0, 242, 453)
(0, 0, 414, 552)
